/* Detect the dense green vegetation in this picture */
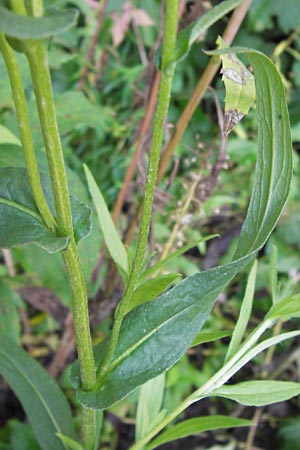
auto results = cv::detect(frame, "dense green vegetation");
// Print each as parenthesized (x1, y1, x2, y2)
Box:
(1, 1, 300, 449)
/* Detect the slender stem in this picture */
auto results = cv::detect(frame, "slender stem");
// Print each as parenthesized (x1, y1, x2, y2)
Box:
(98, 0, 179, 379)
(0, 33, 56, 231)
(21, 35, 97, 450)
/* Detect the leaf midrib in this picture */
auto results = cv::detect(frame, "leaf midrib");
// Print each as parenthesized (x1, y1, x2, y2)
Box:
(0, 196, 42, 222)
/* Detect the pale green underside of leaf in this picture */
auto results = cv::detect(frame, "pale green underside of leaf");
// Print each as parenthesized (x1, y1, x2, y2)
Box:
(145, 416, 252, 450)
(0, 7, 78, 40)
(191, 330, 231, 347)
(0, 336, 76, 450)
(74, 50, 292, 410)
(212, 381, 300, 406)
(84, 164, 129, 276)
(267, 294, 300, 321)
(136, 374, 165, 443)
(0, 167, 91, 253)
(225, 260, 257, 362)
(56, 434, 83, 450)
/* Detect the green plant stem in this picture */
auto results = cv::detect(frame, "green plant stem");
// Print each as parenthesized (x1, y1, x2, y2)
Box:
(129, 319, 274, 450)
(0, 33, 56, 231)
(9, 0, 26, 14)
(98, 0, 179, 379)
(24, 41, 74, 238)
(21, 36, 97, 449)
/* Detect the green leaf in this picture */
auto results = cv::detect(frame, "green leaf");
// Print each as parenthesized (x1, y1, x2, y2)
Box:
(0, 167, 91, 253)
(156, 0, 244, 69)
(225, 260, 257, 362)
(73, 251, 257, 409)
(217, 37, 256, 136)
(136, 374, 165, 442)
(212, 381, 300, 406)
(145, 416, 252, 450)
(84, 164, 129, 276)
(0, 145, 101, 288)
(0, 336, 76, 450)
(0, 280, 22, 343)
(206, 330, 300, 402)
(267, 294, 300, 321)
(74, 50, 292, 410)
(224, 49, 293, 259)
(126, 274, 181, 314)
(0, 7, 78, 40)
(56, 434, 83, 450)
(191, 330, 231, 347)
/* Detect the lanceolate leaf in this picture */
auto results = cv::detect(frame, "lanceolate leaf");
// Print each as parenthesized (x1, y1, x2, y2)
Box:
(74, 251, 257, 409)
(0, 336, 76, 450)
(84, 164, 129, 276)
(212, 381, 300, 406)
(225, 260, 257, 362)
(136, 374, 165, 442)
(145, 416, 252, 450)
(0, 167, 91, 253)
(0, 7, 78, 40)
(75, 50, 292, 410)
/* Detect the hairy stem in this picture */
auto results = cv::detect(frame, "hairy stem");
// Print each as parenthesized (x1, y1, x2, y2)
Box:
(98, 0, 179, 379)
(0, 33, 56, 231)
(24, 39, 97, 445)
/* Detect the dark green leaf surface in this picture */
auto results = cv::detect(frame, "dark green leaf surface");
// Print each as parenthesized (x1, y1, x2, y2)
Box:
(0, 7, 78, 40)
(74, 252, 256, 409)
(0, 167, 91, 253)
(75, 51, 292, 410)
(0, 336, 76, 450)
(212, 381, 300, 406)
(0, 145, 101, 287)
(145, 416, 251, 450)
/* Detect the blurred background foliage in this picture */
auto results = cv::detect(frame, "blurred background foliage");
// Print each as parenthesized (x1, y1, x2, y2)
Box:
(1, 0, 300, 449)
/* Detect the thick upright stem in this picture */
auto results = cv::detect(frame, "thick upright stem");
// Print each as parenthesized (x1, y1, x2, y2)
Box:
(98, 0, 179, 378)
(23, 38, 97, 448)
